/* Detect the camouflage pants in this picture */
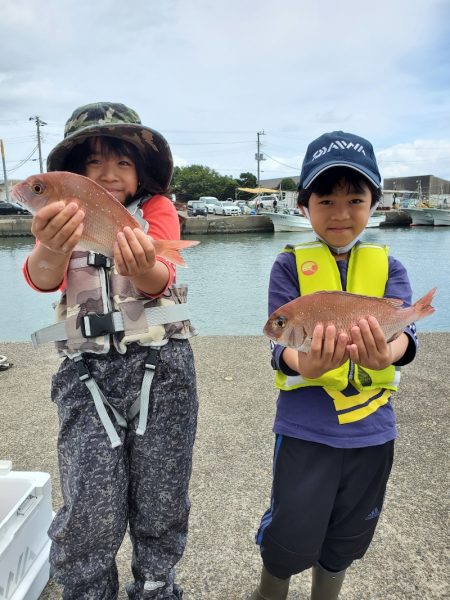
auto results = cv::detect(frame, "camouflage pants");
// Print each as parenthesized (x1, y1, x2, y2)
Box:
(48, 339, 198, 600)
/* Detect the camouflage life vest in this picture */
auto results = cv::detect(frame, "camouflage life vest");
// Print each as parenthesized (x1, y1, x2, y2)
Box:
(31, 196, 195, 358)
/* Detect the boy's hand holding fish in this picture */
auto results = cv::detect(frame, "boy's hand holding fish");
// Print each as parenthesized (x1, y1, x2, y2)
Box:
(286, 317, 409, 380)
(346, 315, 408, 370)
(292, 323, 350, 379)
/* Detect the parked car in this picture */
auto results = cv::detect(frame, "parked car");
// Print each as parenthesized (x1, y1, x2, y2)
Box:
(0, 202, 30, 215)
(214, 201, 240, 216)
(200, 196, 222, 214)
(187, 201, 207, 216)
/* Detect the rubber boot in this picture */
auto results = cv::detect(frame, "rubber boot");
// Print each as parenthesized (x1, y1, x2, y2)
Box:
(310, 564, 346, 600)
(247, 565, 290, 600)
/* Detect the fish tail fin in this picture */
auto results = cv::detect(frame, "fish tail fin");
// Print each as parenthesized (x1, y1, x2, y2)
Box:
(153, 240, 200, 267)
(413, 287, 437, 319)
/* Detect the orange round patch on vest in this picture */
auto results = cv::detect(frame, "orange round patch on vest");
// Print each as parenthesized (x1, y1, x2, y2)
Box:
(300, 261, 318, 276)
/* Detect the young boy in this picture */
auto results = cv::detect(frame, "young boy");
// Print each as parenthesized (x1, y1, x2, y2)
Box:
(249, 131, 418, 600)
(23, 102, 198, 600)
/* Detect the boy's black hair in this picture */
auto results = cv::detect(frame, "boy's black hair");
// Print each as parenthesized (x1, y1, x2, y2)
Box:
(62, 137, 157, 201)
(297, 167, 382, 208)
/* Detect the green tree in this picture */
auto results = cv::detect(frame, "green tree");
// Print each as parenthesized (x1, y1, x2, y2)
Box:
(171, 165, 239, 201)
(236, 172, 257, 188)
(235, 172, 258, 200)
(280, 177, 297, 191)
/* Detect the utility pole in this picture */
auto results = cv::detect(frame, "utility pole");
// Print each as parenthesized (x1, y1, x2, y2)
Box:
(29, 115, 47, 173)
(255, 130, 265, 187)
(0, 139, 10, 202)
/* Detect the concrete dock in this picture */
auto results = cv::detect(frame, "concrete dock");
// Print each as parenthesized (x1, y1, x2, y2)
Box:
(0, 210, 413, 238)
(0, 334, 448, 599)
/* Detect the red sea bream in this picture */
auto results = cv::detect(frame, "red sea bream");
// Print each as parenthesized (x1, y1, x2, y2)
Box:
(11, 171, 198, 266)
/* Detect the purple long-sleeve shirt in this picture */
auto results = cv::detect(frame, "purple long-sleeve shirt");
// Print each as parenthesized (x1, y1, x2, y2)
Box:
(269, 246, 418, 448)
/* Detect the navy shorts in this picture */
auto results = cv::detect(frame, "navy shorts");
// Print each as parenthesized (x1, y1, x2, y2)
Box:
(256, 435, 394, 579)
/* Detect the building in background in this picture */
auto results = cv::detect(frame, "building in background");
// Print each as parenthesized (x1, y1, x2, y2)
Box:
(383, 175, 450, 197)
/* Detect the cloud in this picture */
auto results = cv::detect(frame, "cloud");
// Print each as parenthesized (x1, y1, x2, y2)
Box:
(0, 0, 448, 183)
(377, 140, 450, 180)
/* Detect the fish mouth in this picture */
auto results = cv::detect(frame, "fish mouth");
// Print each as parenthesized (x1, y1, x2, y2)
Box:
(10, 189, 27, 209)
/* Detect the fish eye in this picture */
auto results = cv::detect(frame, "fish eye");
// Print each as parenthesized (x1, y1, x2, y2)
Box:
(275, 316, 287, 329)
(32, 183, 44, 194)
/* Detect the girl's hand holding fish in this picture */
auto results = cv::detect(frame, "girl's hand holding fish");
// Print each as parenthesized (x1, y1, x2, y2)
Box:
(27, 198, 86, 291)
(31, 199, 85, 256)
(114, 227, 171, 296)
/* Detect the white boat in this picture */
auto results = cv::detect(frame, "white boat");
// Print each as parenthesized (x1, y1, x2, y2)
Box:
(263, 210, 312, 232)
(402, 207, 435, 226)
(426, 208, 450, 226)
(264, 209, 385, 232)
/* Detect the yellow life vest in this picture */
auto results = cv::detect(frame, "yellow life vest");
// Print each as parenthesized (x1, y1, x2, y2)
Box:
(274, 241, 400, 401)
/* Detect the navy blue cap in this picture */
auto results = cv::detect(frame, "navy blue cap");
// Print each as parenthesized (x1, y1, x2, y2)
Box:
(299, 130, 381, 189)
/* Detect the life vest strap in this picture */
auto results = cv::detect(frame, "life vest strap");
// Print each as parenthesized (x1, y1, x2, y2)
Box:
(73, 357, 122, 448)
(31, 303, 191, 348)
(73, 345, 163, 448)
(69, 252, 113, 269)
(128, 346, 161, 435)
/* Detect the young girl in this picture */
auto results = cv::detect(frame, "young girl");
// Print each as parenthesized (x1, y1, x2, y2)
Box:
(249, 131, 418, 600)
(23, 102, 198, 600)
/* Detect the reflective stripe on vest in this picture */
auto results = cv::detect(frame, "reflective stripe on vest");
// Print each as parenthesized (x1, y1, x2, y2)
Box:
(274, 242, 400, 393)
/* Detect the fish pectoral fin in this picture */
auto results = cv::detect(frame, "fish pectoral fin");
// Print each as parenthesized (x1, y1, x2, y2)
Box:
(297, 338, 311, 353)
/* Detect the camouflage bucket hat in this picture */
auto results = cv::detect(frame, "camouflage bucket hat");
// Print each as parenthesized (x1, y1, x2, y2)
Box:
(47, 102, 173, 193)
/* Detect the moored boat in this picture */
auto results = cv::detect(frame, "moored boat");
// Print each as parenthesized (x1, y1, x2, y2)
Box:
(264, 209, 386, 232)
(402, 207, 435, 226)
(426, 208, 450, 226)
(263, 210, 312, 232)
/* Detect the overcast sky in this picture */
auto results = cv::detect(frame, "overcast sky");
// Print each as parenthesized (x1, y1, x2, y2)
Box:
(1, 0, 449, 188)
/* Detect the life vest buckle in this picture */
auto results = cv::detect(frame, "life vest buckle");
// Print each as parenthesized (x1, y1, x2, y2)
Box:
(73, 356, 90, 381)
(81, 312, 116, 338)
(144, 347, 160, 371)
(87, 251, 112, 268)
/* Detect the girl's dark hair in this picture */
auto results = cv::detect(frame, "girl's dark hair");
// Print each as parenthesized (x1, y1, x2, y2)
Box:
(298, 167, 382, 207)
(62, 137, 156, 201)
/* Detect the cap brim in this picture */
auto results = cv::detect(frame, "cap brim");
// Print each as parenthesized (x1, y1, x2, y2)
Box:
(47, 123, 173, 192)
(301, 161, 381, 189)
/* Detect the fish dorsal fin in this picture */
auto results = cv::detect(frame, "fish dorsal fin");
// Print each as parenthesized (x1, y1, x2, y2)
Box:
(313, 290, 404, 307)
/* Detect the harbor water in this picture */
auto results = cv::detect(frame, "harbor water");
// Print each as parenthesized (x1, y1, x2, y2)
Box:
(0, 227, 448, 342)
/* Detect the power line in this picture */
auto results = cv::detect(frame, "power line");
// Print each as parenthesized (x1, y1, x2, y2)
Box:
(170, 140, 253, 146)
(261, 152, 298, 170)
(7, 145, 38, 173)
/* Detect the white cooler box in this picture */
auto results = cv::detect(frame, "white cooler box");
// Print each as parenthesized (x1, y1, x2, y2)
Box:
(0, 463, 53, 600)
